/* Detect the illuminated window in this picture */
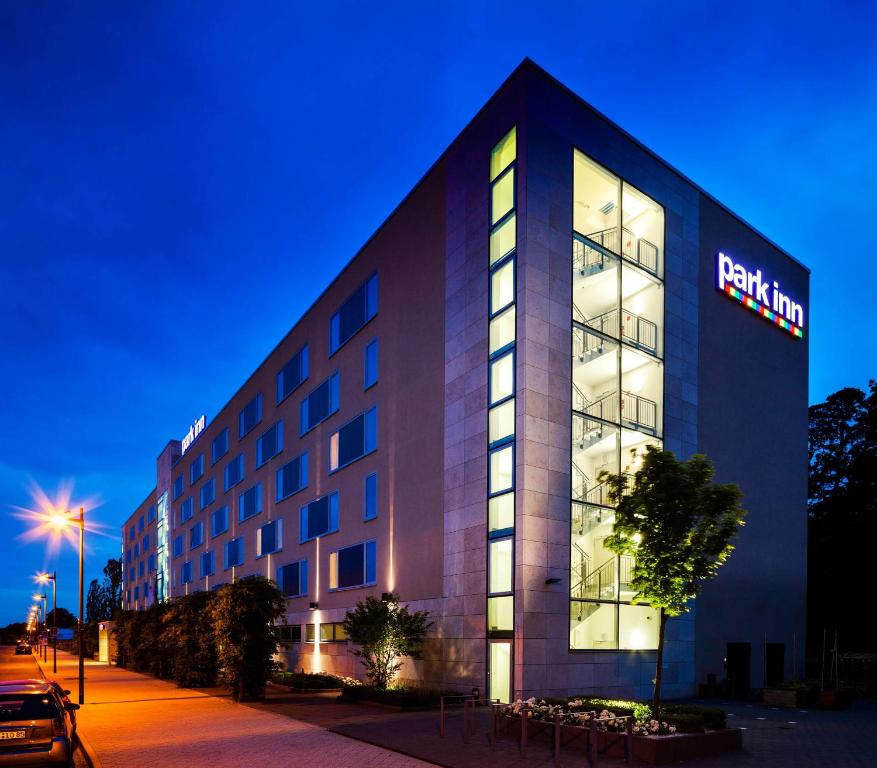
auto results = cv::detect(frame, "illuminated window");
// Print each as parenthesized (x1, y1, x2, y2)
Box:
(488, 398, 515, 447)
(490, 258, 515, 316)
(490, 127, 516, 181)
(239, 393, 263, 439)
(489, 351, 514, 406)
(488, 537, 513, 594)
(277, 344, 309, 404)
(256, 519, 282, 557)
(300, 373, 340, 435)
(256, 421, 283, 466)
(329, 407, 377, 472)
(489, 444, 514, 496)
(299, 492, 339, 543)
(329, 540, 377, 590)
(489, 306, 515, 355)
(330, 273, 378, 354)
(488, 595, 513, 635)
(490, 213, 516, 267)
(488, 493, 514, 537)
(491, 168, 515, 225)
(276, 452, 308, 502)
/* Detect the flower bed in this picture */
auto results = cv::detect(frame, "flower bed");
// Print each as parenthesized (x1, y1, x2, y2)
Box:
(496, 699, 740, 765)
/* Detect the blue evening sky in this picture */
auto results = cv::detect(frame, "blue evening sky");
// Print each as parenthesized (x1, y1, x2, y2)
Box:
(1, 1, 875, 625)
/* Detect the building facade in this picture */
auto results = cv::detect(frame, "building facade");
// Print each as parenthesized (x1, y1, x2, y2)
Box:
(122, 60, 809, 702)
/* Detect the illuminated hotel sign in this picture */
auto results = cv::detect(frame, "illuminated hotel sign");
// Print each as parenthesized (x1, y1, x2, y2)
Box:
(716, 252, 804, 338)
(181, 415, 206, 454)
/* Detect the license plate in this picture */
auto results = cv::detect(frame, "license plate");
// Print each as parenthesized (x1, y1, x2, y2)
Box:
(0, 730, 26, 739)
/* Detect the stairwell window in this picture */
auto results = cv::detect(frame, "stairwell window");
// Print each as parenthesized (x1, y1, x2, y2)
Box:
(490, 258, 515, 316)
(489, 351, 514, 406)
(329, 274, 378, 355)
(489, 306, 515, 356)
(488, 399, 515, 447)
(277, 344, 309, 404)
(329, 540, 377, 591)
(300, 373, 340, 435)
(299, 492, 339, 543)
(488, 493, 514, 538)
(488, 444, 514, 496)
(329, 407, 377, 472)
(488, 537, 513, 594)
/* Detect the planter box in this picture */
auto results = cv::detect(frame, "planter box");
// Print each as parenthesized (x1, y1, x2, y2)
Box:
(763, 688, 818, 708)
(818, 689, 853, 710)
(631, 729, 743, 764)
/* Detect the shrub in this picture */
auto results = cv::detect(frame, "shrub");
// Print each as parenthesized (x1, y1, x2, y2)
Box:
(272, 671, 350, 690)
(163, 591, 218, 687)
(210, 577, 286, 701)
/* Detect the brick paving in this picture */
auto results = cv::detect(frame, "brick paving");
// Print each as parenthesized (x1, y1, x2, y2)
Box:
(30, 649, 431, 768)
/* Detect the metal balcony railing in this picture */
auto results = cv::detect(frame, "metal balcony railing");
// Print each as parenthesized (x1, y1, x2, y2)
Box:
(574, 391, 658, 435)
(573, 306, 658, 356)
(581, 227, 659, 275)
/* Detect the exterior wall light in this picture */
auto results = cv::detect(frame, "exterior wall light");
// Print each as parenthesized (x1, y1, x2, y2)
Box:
(309, 601, 319, 610)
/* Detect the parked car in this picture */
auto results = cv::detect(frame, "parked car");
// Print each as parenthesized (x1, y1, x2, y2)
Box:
(0, 680, 78, 766)
(0, 681, 75, 729)
(13, 644, 30, 656)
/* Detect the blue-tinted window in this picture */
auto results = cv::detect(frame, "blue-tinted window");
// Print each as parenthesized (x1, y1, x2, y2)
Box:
(125, 549, 131, 564)
(364, 339, 378, 389)
(276, 452, 308, 501)
(277, 345, 309, 404)
(277, 560, 308, 597)
(300, 373, 340, 435)
(138, 560, 145, 578)
(190, 453, 204, 485)
(299, 492, 339, 543)
(200, 478, 215, 510)
(133, 543, 140, 558)
(210, 505, 229, 538)
(238, 482, 262, 523)
(212, 428, 229, 464)
(129, 527, 135, 540)
(200, 550, 215, 578)
(134, 586, 139, 601)
(364, 473, 377, 521)
(239, 393, 263, 439)
(172, 475, 184, 501)
(179, 497, 194, 523)
(189, 521, 204, 550)
(224, 537, 244, 569)
(138, 515, 145, 532)
(332, 540, 377, 590)
(181, 561, 193, 584)
(257, 519, 282, 557)
(224, 453, 245, 491)
(172, 535, 184, 559)
(257, 421, 283, 466)
(330, 273, 378, 354)
(148, 553, 156, 572)
(329, 407, 377, 472)
(147, 504, 155, 523)
(143, 533, 150, 550)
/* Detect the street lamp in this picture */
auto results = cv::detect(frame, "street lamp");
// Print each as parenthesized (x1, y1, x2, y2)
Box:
(33, 593, 47, 661)
(36, 572, 57, 673)
(47, 508, 85, 704)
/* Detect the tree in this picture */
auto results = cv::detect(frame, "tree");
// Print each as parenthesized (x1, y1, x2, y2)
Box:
(342, 592, 432, 689)
(86, 579, 106, 624)
(163, 591, 218, 687)
(103, 557, 123, 615)
(602, 446, 745, 717)
(46, 607, 76, 628)
(210, 577, 286, 701)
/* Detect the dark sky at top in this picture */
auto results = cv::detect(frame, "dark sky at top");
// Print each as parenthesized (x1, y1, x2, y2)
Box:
(1, 1, 875, 625)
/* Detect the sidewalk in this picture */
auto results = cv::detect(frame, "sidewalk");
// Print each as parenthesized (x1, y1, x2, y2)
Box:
(36, 650, 431, 768)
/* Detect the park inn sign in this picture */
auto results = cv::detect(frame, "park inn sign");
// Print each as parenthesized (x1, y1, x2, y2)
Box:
(181, 415, 206, 454)
(716, 251, 805, 338)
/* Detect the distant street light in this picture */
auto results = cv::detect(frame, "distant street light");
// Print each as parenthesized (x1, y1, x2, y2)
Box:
(36, 571, 58, 673)
(33, 593, 47, 661)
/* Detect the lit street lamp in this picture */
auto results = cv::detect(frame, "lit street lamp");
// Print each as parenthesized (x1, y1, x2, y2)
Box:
(36, 571, 58, 673)
(46, 507, 85, 704)
(33, 593, 47, 661)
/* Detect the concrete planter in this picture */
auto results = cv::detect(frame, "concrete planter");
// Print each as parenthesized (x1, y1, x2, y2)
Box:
(763, 688, 818, 708)
(631, 729, 744, 764)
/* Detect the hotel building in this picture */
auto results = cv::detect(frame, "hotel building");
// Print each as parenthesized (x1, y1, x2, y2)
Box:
(122, 59, 809, 701)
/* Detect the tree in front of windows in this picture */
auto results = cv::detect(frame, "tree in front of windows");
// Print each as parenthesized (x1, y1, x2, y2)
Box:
(601, 446, 745, 718)
(210, 576, 286, 700)
(343, 593, 432, 689)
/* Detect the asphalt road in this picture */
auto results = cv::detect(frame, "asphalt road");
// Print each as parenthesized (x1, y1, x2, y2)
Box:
(0, 644, 88, 767)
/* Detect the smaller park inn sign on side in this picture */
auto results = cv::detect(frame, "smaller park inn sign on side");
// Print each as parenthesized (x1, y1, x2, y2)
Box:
(716, 252, 804, 338)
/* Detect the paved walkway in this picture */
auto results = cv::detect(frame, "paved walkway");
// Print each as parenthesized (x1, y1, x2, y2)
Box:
(35, 650, 430, 768)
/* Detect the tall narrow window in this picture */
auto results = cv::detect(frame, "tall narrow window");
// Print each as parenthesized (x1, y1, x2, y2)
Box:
(190, 453, 204, 485)
(200, 478, 215, 510)
(256, 519, 282, 557)
(277, 559, 308, 597)
(238, 482, 262, 523)
(363, 339, 378, 389)
(224, 453, 245, 491)
(239, 393, 263, 439)
(212, 428, 229, 464)
(256, 421, 283, 466)
(299, 492, 339, 543)
(364, 473, 378, 521)
(210, 505, 229, 538)
(276, 452, 308, 501)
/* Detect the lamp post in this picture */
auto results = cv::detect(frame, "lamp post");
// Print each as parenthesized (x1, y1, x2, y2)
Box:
(33, 593, 47, 661)
(37, 572, 57, 673)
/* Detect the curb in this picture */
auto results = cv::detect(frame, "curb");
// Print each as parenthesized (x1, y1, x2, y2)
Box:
(33, 652, 104, 768)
